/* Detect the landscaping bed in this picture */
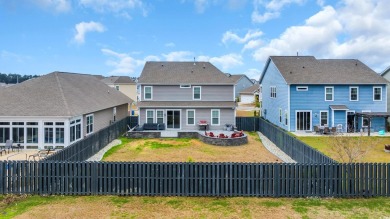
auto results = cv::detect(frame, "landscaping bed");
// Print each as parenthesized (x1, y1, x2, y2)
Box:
(102, 132, 280, 163)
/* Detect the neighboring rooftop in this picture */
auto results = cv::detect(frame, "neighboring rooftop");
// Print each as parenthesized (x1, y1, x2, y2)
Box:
(138, 61, 235, 84)
(0, 72, 132, 117)
(262, 56, 388, 84)
(239, 84, 259, 94)
(101, 76, 136, 84)
(228, 74, 254, 85)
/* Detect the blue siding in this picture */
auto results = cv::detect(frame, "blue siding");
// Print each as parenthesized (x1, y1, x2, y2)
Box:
(235, 76, 254, 98)
(333, 111, 346, 132)
(261, 60, 289, 130)
(290, 85, 387, 132)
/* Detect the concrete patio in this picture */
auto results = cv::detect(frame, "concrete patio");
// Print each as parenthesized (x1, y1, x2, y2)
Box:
(0, 149, 56, 161)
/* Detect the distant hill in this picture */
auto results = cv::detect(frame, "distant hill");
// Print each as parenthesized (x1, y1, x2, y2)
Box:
(0, 73, 39, 84)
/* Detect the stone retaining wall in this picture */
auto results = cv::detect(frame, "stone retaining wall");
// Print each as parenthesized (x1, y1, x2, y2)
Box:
(127, 132, 161, 138)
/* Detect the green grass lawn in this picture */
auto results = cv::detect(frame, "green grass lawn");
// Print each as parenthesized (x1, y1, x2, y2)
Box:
(1, 195, 390, 218)
(297, 136, 390, 163)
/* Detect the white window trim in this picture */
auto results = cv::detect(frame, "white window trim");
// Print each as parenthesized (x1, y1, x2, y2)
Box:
(279, 108, 282, 123)
(211, 109, 220, 126)
(115, 85, 120, 91)
(373, 86, 382, 101)
(70, 116, 82, 143)
(156, 110, 164, 124)
(325, 86, 334, 101)
(319, 110, 328, 126)
(193, 86, 201, 100)
(296, 86, 308, 91)
(270, 86, 276, 98)
(146, 109, 155, 123)
(349, 86, 359, 101)
(86, 114, 94, 135)
(284, 110, 288, 126)
(186, 109, 196, 126)
(180, 84, 191, 88)
(144, 86, 152, 100)
(362, 110, 371, 127)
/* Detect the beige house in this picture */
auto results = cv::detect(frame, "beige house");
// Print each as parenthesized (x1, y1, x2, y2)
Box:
(0, 72, 132, 149)
(101, 76, 137, 101)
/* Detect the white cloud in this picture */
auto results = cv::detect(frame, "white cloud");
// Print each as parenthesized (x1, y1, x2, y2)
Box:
(101, 48, 145, 75)
(243, 39, 263, 51)
(222, 29, 263, 44)
(74, 21, 106, 44)
(251, 0, 390, 72)
(243, 68, 262, 80)
(79, 0, 148, 16)
(32, 0, 71, 12)
(165, 42, 176, 47)
(0, 50, 30, 63)
(252, 0, 304, 23)
(144, 55, 160, 61)
(200, 53, 243, 71)
(194, 0, 209, 13)
(162, 51, 193, 61)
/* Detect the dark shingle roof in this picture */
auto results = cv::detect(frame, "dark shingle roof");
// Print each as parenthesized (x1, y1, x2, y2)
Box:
(138, 62, 235, 85)
(138, 101, 236, 108)
(239, 84, 259, 94)
(266, 56, 388, 84)
(0, 72, 132, 117)
(101, 76, 135, 84)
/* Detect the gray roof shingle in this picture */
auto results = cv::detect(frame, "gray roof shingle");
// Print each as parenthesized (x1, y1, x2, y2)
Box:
(101, 76, 135, 84)
(267, 56, 388, 84)
(0, 72, 133, 117)
(239, 84, 259, 94)
(138, 101, 236, 108)
(138, 61, 235, 84)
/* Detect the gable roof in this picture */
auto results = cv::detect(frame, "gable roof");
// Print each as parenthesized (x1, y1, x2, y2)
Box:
(260, 56, 388, 85)
(381, 66, 390, 77)
(0, 72, 132, 117)
(239, 84, 259, 94)
(101, 76, 136, 84)
(138, 61, 235, 85)
(228, 74, 254, 85)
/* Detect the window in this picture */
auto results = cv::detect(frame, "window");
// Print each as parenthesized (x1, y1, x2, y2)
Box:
(320, 111, 328, 126)
(373, 87, 382, 101)
(270, 86, 276, 98)
(156, 110, 164, 124)
(86, 114, 94, 134)
(325, 87, 333, 101)
(211, 109, 220, 125)
(56, 127, 64, 144)
(115, 85, 119, 91)
(144, 86, 152, 100)
(187, 110, 195, 125)
(350, 87, 359, 101)
(27, 127, 38, 143)
(0, 127, 10, 143)
(180, 84, 191, 88)
(70, 118, 81, 142)
(285, 111, 288, 126)
(296, 86, 308, 91)
(193, 86, 201, 100)
(113, 107, 117, 122)
(12, 127, 24, 143)
(279, 108, 282, 123)
(146, 110, 154, 123)
(44, 127, 53, 143)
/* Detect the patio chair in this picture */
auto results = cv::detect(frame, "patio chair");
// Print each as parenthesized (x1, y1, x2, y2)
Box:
(323, 127, 330, 134)
(3, 140, 13, 154)
(331, 127, 337, 135)
(336, 124, 343, 133)
(313, 125, 319, 134)
(12, 143, 22, 152)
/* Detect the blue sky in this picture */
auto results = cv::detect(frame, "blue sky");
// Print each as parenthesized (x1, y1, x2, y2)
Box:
(1, 0, 389, 80)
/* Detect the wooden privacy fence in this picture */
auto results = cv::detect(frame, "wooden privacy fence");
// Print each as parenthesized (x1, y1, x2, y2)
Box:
(236, 117, 260, 131)
(45, 117, 128, 161)
(259, 118, 336, 164)
(0, 161, 388, 197)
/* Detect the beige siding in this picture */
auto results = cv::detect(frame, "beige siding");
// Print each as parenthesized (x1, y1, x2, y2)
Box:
(83, 103, 129, 136)
(113, 84, 137, 101)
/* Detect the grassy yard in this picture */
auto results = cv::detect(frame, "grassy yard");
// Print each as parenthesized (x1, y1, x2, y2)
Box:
(297, 136, 390, 163)
(103, 132, 280, 163)
(2, 195, 390, 219)
(236, 110, 256, 117)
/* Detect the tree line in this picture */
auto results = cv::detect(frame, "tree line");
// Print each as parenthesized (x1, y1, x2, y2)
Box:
(0, 73, 39, 84)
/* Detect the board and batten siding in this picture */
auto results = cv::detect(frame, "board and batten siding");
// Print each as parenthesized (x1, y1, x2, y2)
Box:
(140, 85, 234, 101)
(290, 85, 387, 132)
(139, 108, 235, 130)
(82, 103, 128, 136)
(261, 60, 290, 130)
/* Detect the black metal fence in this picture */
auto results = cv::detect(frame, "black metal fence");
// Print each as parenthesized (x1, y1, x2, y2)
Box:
(128, 116, 139, 129)
(45, 117, 128, 161)
(259, 118, 336, 163)
(236, 117, 260, 131)
(1, 161, 388, 197)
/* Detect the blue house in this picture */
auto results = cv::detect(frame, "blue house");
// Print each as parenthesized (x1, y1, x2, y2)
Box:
(259, 56, 389, 133)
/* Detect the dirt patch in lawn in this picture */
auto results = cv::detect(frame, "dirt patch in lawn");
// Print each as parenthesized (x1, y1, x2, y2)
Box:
(236, 110, 256, 117)
(103, 132, 281, 163)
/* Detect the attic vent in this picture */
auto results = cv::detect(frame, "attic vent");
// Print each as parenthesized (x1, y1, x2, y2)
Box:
(203, 64, 206, 69)
(302, 66, 305, 68)
(290, 71, 292, 74)
(161, 64, 164, 67)
(191, 70, 193, 73)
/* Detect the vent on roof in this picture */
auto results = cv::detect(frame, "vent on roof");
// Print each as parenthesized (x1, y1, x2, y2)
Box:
(161, 64, 164, 67)
(203, 63, 206, 69)
(226, 73, 231, 77)
(193, 57, 196, 65)
(302, 66, 305, 68)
